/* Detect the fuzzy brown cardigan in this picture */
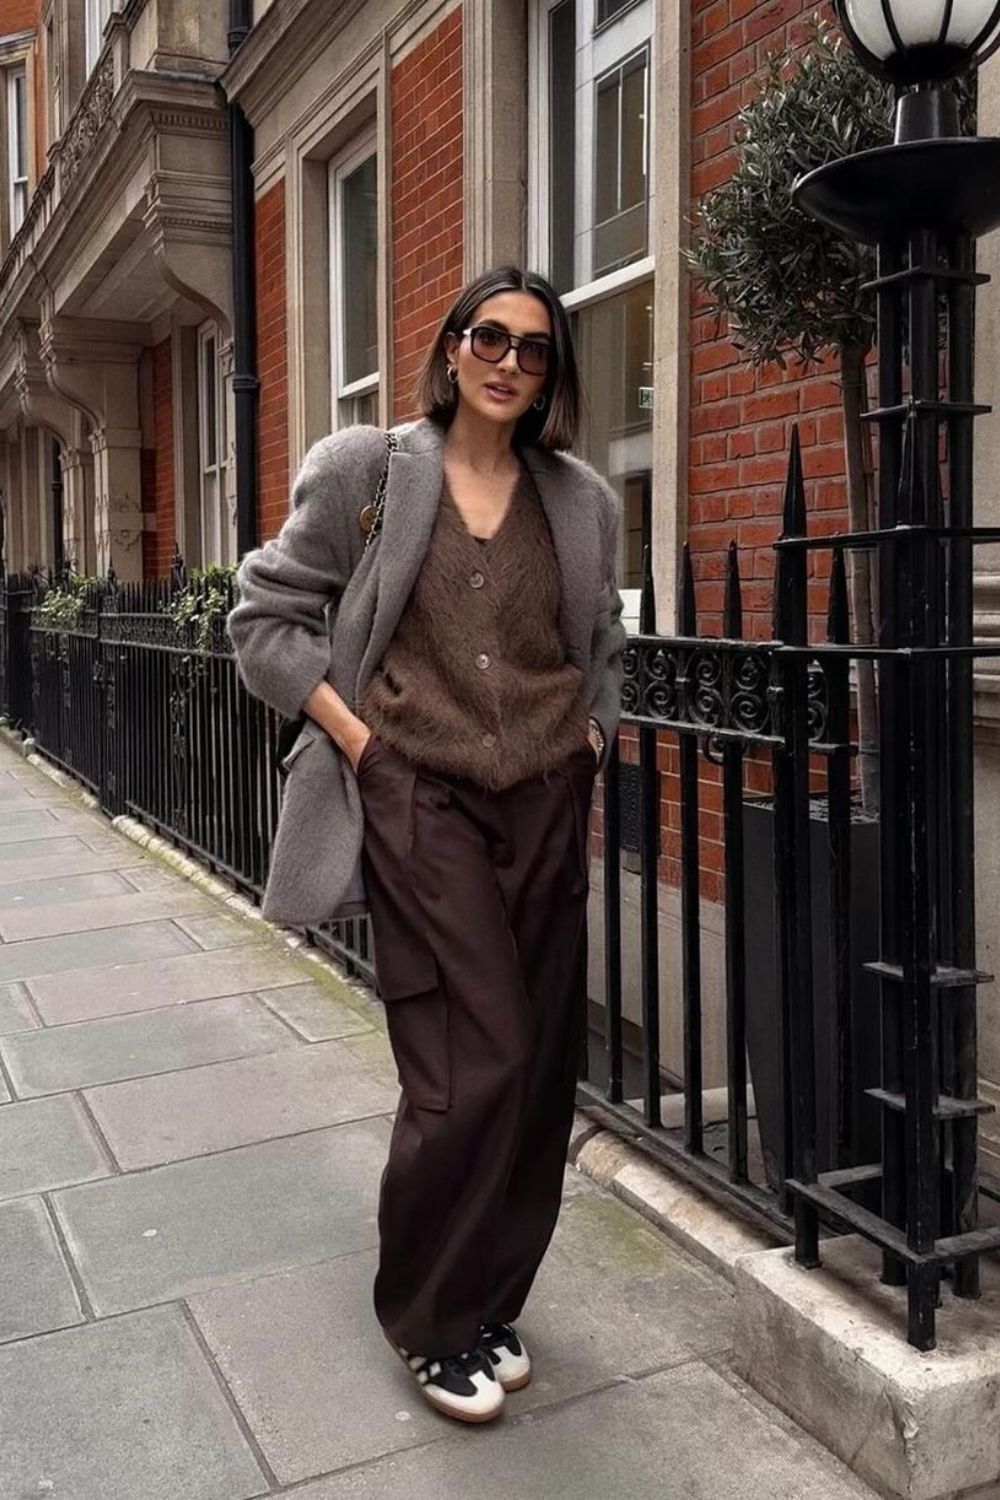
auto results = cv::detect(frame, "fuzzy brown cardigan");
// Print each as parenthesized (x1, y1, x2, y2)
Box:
(360, 466, 589, 789)
(228, 416, 625, 926)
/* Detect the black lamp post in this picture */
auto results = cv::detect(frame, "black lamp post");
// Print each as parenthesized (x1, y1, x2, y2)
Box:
(783, 4, 1000, 1349)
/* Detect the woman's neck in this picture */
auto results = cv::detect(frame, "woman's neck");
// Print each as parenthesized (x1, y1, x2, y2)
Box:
(443, 406, 519, 475)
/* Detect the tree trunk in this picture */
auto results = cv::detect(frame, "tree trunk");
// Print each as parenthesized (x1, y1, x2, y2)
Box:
(840, 340, 879, 816)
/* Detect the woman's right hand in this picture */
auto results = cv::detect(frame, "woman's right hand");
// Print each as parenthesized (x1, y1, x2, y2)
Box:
(344, 723, 374, 774)
(300, 683, 372, 773)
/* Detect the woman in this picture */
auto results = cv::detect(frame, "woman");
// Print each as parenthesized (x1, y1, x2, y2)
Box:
(229, 265, 626, 1425)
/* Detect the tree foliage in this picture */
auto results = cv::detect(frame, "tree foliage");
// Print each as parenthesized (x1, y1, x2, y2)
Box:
(688, 18, 894, 365)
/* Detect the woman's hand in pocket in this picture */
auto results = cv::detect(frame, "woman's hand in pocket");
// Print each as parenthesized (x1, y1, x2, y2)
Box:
(345, 724, 374, 774)
(301, 683, 373, 775)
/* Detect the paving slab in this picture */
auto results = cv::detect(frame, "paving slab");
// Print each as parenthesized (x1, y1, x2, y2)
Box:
(0, 809, 96, 843)
(0, 1073, 10, 1102)
(0, 784, 61, 806)
(0, 847, 148, 886)
(0, 833, 92, 866)
(84, 1041, 398, 1167)
(0, 868, 134, 910)
(0, 980, 39, 1033)
(28, 941, 306, 1023)
(287, 1360, 876, 1500)
(0, 1094, 111, 1200)
(0, 887, 215, 941)
(255, 982, 377, 1042)
(186, 1175, 735, 1487)
(78, 830, 140, 855)
(0, 1304, 266, 1500)
(2, 992, 298, 1097)
(188, 1250, 442, 1484)
(52, 1118, 391, 1314)
(173, 911, 261, 950)
(120, 864, 192, 893)
(0, 918, 197, 982)
(0, 1196, 83, 1342)
(498, 1189, 733, 1412)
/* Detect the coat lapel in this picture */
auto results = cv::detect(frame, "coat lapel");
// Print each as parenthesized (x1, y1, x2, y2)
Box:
(524, 448, 600, 670)
(356, 421, 443, 694)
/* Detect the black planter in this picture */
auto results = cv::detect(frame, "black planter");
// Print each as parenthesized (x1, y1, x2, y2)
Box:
(743, 798, 881, 1192)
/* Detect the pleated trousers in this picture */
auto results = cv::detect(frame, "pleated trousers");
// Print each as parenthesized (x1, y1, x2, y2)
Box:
(357, 734, 596, 1356)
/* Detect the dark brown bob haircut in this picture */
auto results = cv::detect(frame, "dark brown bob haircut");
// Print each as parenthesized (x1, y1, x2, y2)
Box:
(413, 265, 582, 452)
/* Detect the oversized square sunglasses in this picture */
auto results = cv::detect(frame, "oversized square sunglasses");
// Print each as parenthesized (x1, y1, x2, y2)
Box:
(461, 325, 552, 377)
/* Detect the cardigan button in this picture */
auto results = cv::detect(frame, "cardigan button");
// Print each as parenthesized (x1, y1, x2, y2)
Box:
(475, 652, 492, 670)
(470, 570, 486, 590)
(482, 732, 497, 749)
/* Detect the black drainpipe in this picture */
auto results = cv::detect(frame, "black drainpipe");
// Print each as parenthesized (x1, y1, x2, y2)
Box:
(229, 0, 259, 557)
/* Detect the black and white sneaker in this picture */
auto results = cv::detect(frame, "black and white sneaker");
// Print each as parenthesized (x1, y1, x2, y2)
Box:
(479, 1322, 532, 1391)
(386, 1336, 505, 1423)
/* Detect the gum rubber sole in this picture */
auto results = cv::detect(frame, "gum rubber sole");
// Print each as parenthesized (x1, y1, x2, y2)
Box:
(384, 1331, 506, 1424)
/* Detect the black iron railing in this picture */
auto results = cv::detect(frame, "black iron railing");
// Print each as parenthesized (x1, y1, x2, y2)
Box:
(0, 573, 34, 731)
(0, 569, 374, 985)
(1, 451, 997, 1347)
(578, 495, 876, 1241)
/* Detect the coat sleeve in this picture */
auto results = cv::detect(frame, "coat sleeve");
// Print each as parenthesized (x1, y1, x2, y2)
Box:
(227, 426, 385, 720)
(588, 479, 628, 770)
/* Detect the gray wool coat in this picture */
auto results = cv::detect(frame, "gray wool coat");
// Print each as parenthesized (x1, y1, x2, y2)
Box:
(228, 415, 627, 927)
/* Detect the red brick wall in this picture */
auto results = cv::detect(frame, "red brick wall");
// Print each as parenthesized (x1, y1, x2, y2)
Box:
(687, 0, 849, 640)
(256, 179, 289, 544)
(0, 0, 41, 32)
(390, 8, 464, 421)
(140, 448, 156, 580)
(145, 337, 175, 579)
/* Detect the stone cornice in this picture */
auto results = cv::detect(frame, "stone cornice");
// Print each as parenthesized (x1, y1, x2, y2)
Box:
(221, 0, 336, 107)
(0, 31, 35, 63)
(111, 70, 229, 132)
(0, 69, 227, 331)
(40, 316, 150, 368)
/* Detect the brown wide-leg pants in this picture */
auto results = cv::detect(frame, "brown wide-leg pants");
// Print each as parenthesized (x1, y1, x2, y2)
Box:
(356, 733, 596, 1357)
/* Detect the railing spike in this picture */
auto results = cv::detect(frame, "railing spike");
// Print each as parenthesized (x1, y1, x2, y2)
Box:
(782, 424, 807, 539)
(828, 548, 850, 645)
(723, 539, 743, 639)
(640, 542, 656, 633)
(680, 543, 696, 636)
(897, 402, 937, 527)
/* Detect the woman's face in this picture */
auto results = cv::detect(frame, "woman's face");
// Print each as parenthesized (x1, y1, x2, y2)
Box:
(445, 291, 552, 429)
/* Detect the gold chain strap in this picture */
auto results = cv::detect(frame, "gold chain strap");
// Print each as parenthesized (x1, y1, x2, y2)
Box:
(362, 430, 400, 552)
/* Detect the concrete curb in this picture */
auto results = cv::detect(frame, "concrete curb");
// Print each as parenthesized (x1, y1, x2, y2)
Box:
(566, 1116, 780, 1280)
(0, 719, 779, 1280)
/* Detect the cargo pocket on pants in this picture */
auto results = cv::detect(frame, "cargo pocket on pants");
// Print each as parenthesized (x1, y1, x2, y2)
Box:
(358, 744, 449, 1111)
(383, 986, 451, 1112)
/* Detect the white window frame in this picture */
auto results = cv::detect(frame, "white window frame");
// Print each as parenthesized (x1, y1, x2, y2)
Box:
(85, 0, 114, 75)
(328, 131, 379, 430)
(7, 67, 27, 235)
(529, 0, 655, 595)
(197, 322, 233, 567)
(528, 0, 654, 300)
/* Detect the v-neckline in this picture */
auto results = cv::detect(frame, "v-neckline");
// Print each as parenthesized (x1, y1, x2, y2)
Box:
(442, 463, 524, 546)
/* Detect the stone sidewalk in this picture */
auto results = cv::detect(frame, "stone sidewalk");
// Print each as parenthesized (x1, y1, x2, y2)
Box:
(0, 737, 878, 1500)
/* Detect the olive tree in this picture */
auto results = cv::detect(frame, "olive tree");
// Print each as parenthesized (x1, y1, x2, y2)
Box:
(687, 18, 892, 810)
